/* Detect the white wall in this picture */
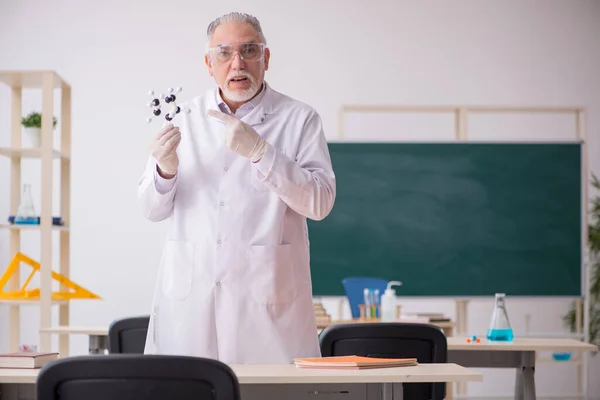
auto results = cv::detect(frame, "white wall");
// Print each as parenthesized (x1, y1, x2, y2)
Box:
(0, 0, 599, 398)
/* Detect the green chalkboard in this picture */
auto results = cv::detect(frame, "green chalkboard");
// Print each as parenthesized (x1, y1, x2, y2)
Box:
(307, 142, 582, 297)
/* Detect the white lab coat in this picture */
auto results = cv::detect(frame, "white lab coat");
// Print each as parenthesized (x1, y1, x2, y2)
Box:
(137, 82, 336, 364)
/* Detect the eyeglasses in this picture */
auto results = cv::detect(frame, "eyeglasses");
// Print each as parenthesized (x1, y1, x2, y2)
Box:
(207, 42, 266, 64)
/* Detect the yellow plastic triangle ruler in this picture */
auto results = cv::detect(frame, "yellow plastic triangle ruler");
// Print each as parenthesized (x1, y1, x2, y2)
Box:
(0, 252, 101, 301)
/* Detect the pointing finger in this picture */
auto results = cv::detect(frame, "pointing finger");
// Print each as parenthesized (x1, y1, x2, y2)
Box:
(207, 109, 237, 125)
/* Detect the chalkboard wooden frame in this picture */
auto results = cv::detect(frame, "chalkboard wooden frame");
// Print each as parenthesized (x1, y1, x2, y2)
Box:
(309, 105, 590, 301)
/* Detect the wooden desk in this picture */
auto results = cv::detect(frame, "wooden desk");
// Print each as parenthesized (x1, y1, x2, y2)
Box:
(42, 320, 455, 356)
(231, 362, 480, 384)
(39, 326, 108, 336)
(448, 337, 597, 352)
(320, 319, 455, 337)
(447, 337, 598, 400)
(40, 326, 109, 354)
(0, 362, 481, 400)
(0, 368, 37, 384)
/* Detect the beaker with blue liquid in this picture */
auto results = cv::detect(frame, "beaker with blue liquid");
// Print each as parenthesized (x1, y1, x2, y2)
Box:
(487, 293, 514, 342)
(14, 184, 38, 225)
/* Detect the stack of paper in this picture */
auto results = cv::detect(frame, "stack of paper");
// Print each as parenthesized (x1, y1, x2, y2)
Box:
(293, 355, 418, 369)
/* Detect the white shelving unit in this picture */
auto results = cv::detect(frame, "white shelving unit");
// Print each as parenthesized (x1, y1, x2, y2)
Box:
(0, 70, 71, 355)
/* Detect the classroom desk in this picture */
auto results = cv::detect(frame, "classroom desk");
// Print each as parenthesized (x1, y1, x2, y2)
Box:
(323, 319, 455, 337)
(447, 337, 598, 400)
(39, 326, 597, 399)
(0, 362, 482, 400)
(42, 319, 455, 355)
(39, 326, 109, 354)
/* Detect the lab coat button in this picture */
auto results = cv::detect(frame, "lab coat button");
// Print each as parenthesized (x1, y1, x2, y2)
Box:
(223, 167, 228, 172)
(217, 239, 221, 244)
(216, 282, 221, 287)
(220, 201, 224, 206)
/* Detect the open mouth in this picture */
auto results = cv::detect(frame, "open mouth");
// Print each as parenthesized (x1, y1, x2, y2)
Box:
(230, 76, 249, 83)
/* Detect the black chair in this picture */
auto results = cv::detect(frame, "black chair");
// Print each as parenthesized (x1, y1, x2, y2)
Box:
(319, 322, 448, 400)
(36, 354, 241, 400)
(108, 316, 149, 354)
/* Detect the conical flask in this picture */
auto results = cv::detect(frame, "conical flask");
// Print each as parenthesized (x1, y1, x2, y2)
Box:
(15, 184, 38, 224)
(487, 293, 514, 342)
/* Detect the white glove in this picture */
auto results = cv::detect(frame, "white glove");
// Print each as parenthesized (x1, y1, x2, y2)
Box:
(207, 109, 267, 162)
(149, 123, 181, 177)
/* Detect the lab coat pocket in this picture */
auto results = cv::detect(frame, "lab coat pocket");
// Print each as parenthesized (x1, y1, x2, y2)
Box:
(248, 244, 298, 305)
(160, 240, 194, 301)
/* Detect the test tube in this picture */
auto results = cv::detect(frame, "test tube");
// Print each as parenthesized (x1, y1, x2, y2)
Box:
(373, 289, 380, 318)
(363, 288, 371, 319)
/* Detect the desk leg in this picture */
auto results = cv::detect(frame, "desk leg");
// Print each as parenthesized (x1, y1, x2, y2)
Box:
(522, 351, 536, 400)
(443, 327, 454, 400)
(380, 383, 402, 400)
(515, 367, 524, 400)
(454, 299, 468, 397)
(515, 351, 536, 400)
(445, 381, 453, 400)
(444, 333, 454, 400)
(88, 334, 108, 354)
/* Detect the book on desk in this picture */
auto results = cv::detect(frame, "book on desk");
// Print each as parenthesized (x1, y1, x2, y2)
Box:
(0, 352, 58, 369)
(293, 355, 418, 369)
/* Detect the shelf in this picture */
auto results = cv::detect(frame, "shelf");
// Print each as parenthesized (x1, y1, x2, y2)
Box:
(0, 224, 69, 231)
(522, 332, 585, 339)
(40, 326, 108, 336)
(2, 69, 73, 355)
(537, 357, 581, 365)
(0, 300, 68, 306)
(0, 147, 70, 160)
(0, 70, 69, 89)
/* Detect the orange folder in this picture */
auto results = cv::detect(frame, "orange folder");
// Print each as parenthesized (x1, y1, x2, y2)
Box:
(293, 355, 418, 369)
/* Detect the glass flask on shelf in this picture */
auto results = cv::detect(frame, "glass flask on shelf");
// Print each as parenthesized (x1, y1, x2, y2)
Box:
(14, 184, 38, 225)
(487, 293, 514, 342)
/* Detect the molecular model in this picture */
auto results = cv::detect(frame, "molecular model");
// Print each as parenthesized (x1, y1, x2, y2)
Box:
(146, 87, 191, 126)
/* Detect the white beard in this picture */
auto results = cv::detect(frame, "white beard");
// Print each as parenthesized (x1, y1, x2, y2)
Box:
(221, 64, 263, 102)
(222, 79, 260, 102)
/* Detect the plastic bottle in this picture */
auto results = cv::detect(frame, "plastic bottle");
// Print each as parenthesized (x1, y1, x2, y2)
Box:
(487, 293, 514, 342)
(373, 289, 380, 318)
(380, 281, 403, 322)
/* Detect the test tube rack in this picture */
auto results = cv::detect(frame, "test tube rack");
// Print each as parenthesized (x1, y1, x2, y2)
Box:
(358, 304, 403, 321)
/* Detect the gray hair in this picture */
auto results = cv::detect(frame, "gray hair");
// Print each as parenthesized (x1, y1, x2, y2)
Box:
(206, 12, 267, 45)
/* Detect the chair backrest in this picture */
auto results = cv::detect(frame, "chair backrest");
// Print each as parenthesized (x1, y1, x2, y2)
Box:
(341, 277, 389, 319)
(108, 316, 149, 354)
(319, 322, 447, 400)
(36, 354, 241, 400)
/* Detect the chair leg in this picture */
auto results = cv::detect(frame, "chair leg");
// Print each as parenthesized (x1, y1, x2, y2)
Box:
(445, 382, 453, 400)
